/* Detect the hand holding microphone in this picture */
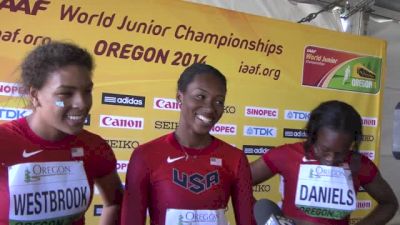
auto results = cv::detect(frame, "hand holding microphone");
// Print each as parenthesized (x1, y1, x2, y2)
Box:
(254, 199, 296, 225)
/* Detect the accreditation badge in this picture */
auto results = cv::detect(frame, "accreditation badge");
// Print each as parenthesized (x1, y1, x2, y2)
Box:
(294, 164, 356, 220)
(8, 161, 91, 225)
(165, 208, 228, 225)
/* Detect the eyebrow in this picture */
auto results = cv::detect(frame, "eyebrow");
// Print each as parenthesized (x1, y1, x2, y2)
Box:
(57, 82, 94, 89)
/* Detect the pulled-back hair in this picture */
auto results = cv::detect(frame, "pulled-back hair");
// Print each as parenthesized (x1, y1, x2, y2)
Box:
(304, 100, 363, 155)
(177, 63, 227, 93)
(21, 41, 93, 90)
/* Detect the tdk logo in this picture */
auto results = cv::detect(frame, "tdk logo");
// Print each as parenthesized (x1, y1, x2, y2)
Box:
(243, 126, 277, 137)
(116, 160, 129, 173)
(284, 110, 310, 121)
(362, 117, 377, 127)
(283, 128, 307, 139)
(210, 124, 236, 135)
(0, 107, 32, 121)
(360, 150, 375, 160)
(243, 145, 273, 155)
(0, 0, 50, 15)
(0, 82, 25, 96)
(245, 106, 278, 119)
(153, 97, 180, 111)
(102, 93, 145, 108)
(100, 115, 144, 130)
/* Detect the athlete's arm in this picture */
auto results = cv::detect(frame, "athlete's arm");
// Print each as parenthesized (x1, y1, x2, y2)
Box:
(121, 149, 149, 225)
(231, 154, 256, 225)
(356, 172, 398, 225)
(250, 158, 274, 185)
(95, 171, 123, 225)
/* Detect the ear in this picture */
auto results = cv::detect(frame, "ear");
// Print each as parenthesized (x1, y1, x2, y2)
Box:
(29, 87, 40, 108)
(176, 91, 183, 104)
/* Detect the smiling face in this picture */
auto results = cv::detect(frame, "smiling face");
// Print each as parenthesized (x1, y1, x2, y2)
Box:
(29, 64, 93, 140)
(313, 127, 354, 166)
(177, 73, 226, 136)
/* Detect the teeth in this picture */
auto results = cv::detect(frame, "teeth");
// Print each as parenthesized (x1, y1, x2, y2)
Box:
(68, 115, 84, 121)
(197, 115, 212, 123)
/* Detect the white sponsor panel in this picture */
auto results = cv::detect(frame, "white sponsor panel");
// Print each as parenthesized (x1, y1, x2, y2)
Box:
(0, 107, 32, 121)
(362, 117, 378, 127)
(210, 123, 236, 135)
(116, 160, 129, 173)
(244, 106, 278, 119)
(284, 110, 310, 121)
(99, 115, 144, 129)
(0, 82, 25, 96)
(243, 125, 277, 137)
(153, 97, 180, 111)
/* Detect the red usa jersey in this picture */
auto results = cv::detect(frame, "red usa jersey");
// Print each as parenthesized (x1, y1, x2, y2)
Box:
(121, 133, 255, 225)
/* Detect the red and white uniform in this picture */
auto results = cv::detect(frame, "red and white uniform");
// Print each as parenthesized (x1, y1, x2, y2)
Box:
(262, 142, 378, 225)
(121, 133, 255, 225)
(0, 118, 116, 225)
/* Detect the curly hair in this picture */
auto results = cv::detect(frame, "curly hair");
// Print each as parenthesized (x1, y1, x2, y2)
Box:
(304, 100, 363, 156)
(21, 41, 93, 90)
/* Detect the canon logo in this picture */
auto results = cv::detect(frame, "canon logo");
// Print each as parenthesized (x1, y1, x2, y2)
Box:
(210, 124, 237, 135)
(153, 97, 181, 111)
(100, 115, 144, 129)
(102, 93, 145, 107)
(0, 82, 25, 96)
(245, 106, 278, 119)
(362, 117, 377, 127)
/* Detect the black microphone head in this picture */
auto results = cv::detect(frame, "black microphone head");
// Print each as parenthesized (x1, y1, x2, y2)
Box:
(254, 199, 283, 225)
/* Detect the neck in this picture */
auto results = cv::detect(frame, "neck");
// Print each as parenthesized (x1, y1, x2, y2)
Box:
(26, 114, 67, 141)
(174, 128, 212, 149)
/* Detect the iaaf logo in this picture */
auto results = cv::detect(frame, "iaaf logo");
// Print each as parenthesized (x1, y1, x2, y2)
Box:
(0, 107, 32, 121)
(209, 124, 236, 135)
(116, 160, 129, 173)
(0, 82, 25, 96)
(243, 126, 277, 137)
(245, 106, 278, 119)
(102, 93, 145, 108)
(0, 0, 50, 15)
(362, 117, 377, 127)
(283, 128, 307, 139)
(284, 110, 310, 121)
(360, 150, 375, 160)
(153, 97, 180, 111)
(243, 145, 273, 155)
(100, 115, 144, 130)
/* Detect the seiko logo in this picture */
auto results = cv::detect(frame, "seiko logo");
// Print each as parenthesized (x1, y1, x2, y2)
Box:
(210, 124, 236, 135)
(0, 82, 25, 96)
(0, 0, 50, 15)
(102, 93, 145, 107)
(99, 115, 144, 129)
(362, 135, 374, 142)
(245, 106, 278, 119)
(223, 105, 236, 114)
(253, 184, 271, 192)
(284, 110, 310, 121)
(243, 145, 272, 155)
(362, 117, 377, 127)
(243, 126, 277, 137)
(153, 97, 180, 111)
(84, 114, 90, 126)
(283, 128, 307, 139)
(105, 139, 140, 150)
(359, 150, 375, 160)
(154, 120, 178, 130)
(116, 160, 129, 173)
(0, 107, 32, 121)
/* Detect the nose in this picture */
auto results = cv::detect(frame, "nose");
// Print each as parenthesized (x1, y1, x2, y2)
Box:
(72, 92, 92, 109)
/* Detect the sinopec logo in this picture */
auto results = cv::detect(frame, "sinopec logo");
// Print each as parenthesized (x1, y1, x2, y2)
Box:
(154, 120, 178, 130)
(0, 107, 32, 121)
(209, 124, 236, 135)
(0, 82, 25, 96)
(283, 128, 307, 139)
(362, 117, 377, 127)
(100, 115, 144, 130)
(106, 139, 140, 150)
(153, 97, 180, 111)
(0, 0, 50, 15)
(243, 145, 273, 155)
(360, 150, 375, 160)
(102, 93, 145, 108)
(224, 105, 236, 114)
(245, 106, 278, 119)
(116, 160, 129, 173)
(243, 126, 277, 137)
(284, 110, 310, 121)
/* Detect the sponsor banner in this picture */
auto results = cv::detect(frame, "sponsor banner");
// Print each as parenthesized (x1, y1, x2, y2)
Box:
(105, 138, 140, 150)
(362, 117, 377, 127)
(244, 106, 278, 119)
(0, 82, 25, 97)
(357, 200, 372, 210)
(0, 107, 32, 121)
(99, 115, 144, 130)
(359, 150, 375, 160)
(210, 123, 237, 136)
(243, 126, 277, 137)
(116, 160, 129, 173)
(283, 128, 307, 139)
(284, 110, 310, 121)
(243, 145, 273, 155)
(102, 92, 145, 107)
(154, 120, 179, 130)
(153, 98, 180, 111)
(93, 205, 103, 216)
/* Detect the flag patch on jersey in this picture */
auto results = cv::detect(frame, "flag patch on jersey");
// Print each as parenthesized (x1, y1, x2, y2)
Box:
(71, 147, 84, 157)
(210, 157, 222, 166)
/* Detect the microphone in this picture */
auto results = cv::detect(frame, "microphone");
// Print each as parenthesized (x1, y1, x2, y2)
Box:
(254, 199, 296, 225)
